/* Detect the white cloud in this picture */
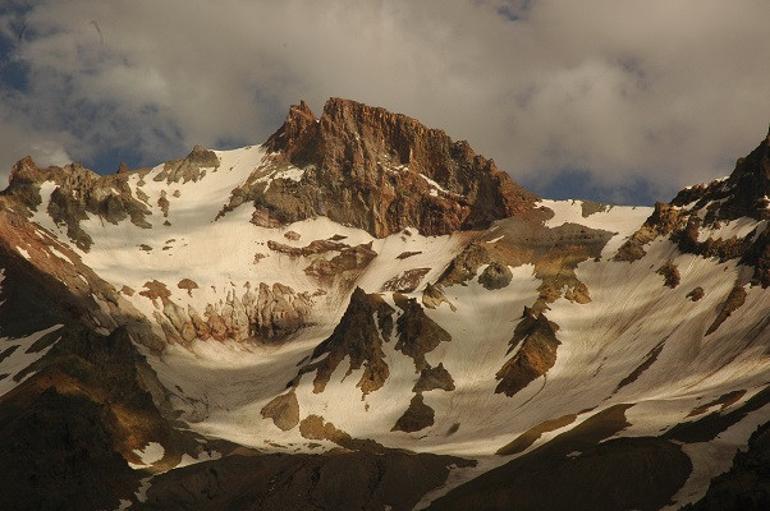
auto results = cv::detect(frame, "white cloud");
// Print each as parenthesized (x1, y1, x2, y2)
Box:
(0, 0, 768, 202)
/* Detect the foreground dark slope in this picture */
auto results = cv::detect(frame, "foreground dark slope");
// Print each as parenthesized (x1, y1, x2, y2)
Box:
(0, 100, 768, 510)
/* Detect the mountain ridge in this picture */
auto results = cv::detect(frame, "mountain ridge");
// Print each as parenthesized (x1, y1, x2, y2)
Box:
(0, 99, 768, 510)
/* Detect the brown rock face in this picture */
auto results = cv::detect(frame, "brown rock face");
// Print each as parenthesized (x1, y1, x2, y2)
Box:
(154, 144, 220, 184)
(260, 391, 300, 431)
(292, 288, 394, 397)
(3, 158, 152, 251)
(142, 281, 313, 344)
(394, 294, 452, 372)
(671, 126, 770, 222)
(615, 126, 770, 286)
(706, 285, 747, 335)
(656, 261, 681, 289)
(496, 308, 561, 397)
(225, 98, 539, 237)
(413, 363, 456, 393)
(479, 261, 513, 290)
(392, 394, 435, 433)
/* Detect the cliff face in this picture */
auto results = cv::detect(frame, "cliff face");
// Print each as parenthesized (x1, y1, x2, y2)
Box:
(236, 98, 540, 237)
(670, 127, 770, 221)
(616, 128, 770, 286)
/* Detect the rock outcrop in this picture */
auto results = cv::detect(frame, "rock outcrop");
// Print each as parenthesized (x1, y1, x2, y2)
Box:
(496, 308, 561, 397)
(144, 281, 313, 344)
(292, 288, 394, 396)
(2, 158, 153, 251)
(616, 128, 770, 286)
(220, 98, 540, 237)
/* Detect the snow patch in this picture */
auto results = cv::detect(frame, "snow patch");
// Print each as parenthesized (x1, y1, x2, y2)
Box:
(0, 324, 64, 397)
(177, 449, 222, 468)
(129, 442, 165, 468)
(16, 246, 31, 260)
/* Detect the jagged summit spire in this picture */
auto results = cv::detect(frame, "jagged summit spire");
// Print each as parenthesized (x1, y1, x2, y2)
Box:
(251, 97, 541, 237)
(670, 123, 770, 222)
(264, 99, 317, 155)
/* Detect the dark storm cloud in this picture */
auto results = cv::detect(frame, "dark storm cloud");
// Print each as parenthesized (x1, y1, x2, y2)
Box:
(0, 0, 768, 204)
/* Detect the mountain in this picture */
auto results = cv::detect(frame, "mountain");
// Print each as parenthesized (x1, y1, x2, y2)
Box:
(0, 98, 768, 510)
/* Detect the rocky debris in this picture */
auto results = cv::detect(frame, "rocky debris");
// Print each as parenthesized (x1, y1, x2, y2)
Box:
(580, 200, 612, 217)
(422, 282, 455, 311)
(292, 289, 394, 396)
(706, 285, 748, 335)
(687, 286, 705, 302)
(0, 271, 242, 511)
(267, 238, 377, 283)
(478, 261, 513, 290)
(439, 243, 491, 286)
(157, 190, 170, 217)
(0, 209, 131, 341)
(496, 308, 561, 397)
(440, 218, 612, 311)
(284, 230, 301, 241)
(392, 394, 435, 433)
(740, 226, 770, 287)
(153, 145, 220, 184)
(261, 391, 300, 431)
(615, 202, 687, 262)
(382, 267, 431, 293)
(413, 363, 455, 392)
(2, 157, 152, 251)
(250, 205, 283, 228)
(177, 278, 199, 297)
(253, 252, 267, 264)
(139, 280, 172, 305)
(299, 414, 387, 454)
(397, 250, 422, 259)
(394, 293, 452, 372)
(303, 242, 377, 282)
(219, 97, 540, 238)
(268, 238, 347, 256)
(143, 281, 313, 344)
(657, 261, 681, 288)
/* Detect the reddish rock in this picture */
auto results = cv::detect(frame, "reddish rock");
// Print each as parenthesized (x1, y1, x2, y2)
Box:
(223, 98, 540, 237)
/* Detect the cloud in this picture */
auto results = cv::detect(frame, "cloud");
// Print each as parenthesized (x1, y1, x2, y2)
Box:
(0, 0, 768, 203)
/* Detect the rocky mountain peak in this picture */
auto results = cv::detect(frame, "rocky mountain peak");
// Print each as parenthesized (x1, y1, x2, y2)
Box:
(252, 97, 540, 237)
(671, 124, 770, 221)
(267, 97, 502, 184)
(184, 144, 219, 168)
(8, 155, 43, 186)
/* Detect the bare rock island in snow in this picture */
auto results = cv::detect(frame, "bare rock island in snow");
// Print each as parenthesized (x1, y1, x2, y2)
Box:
(0, 99, 769, 510)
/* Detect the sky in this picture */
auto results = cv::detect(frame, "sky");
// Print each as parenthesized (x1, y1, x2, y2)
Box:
(0, 0, 768, 205)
